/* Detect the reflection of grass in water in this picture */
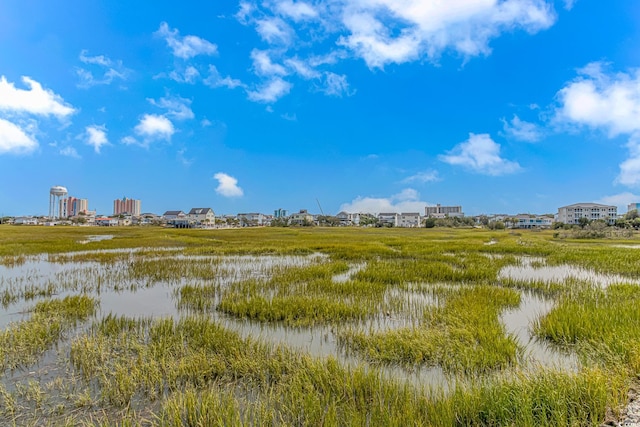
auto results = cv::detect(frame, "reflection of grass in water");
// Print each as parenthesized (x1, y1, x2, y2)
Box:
(338, 286, 521, 373)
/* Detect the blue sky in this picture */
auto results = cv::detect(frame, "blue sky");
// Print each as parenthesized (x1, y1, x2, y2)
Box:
(1, 0, 639, 217)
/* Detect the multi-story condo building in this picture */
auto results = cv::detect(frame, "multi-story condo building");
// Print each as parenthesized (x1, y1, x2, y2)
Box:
(188, 208, 215, 226)
(378, 213, 399, 227)
(399, 213, 421, 228)
(59, 197, 88, 218)
(557, 203, 617, 225)
(628, 203, 640, 213)
(425, 204, 463, 218)
(114, 197, 141, 216)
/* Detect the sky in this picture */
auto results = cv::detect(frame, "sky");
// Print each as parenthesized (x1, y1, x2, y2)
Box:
(1, 1, 640, 217)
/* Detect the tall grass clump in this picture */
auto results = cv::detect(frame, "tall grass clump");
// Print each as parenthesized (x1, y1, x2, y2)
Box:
(339, 285, 521, 373)
(0, 295, 97, 372)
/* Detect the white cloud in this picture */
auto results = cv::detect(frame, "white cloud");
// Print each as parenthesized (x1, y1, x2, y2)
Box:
(76, 50, 129, 88)
(0, 76, 75, 118)
(556, 62, 640, 136)
(502, 115, 542, 142)
(169, 66, 200, 84)
(134, 114, 175, 142)
(251, 49, 288, 77)
(336, 0, 556, 68)
(204, 65, 245, 89)
(155, 22, 218, 59)
(439, 133, 521, 175)
(563, 0, 577, 10)
(598, 192, 640, 212)
(85, 125, 109, 153)
(284, 57, 321, 79)
(247, 78, 292, 103)
(321, 72, 353, 96)
(121, 136, 138, 145)
(148, 95, 194, 120)
(256, 17, 293, 45)
(0, 118, 37, 154)
(274, 0, 318, 22)
(403, 170, 440, 184)
(60, 146, 80, 158)
(340, 188, 428, 214)
(555, 62, 640, 186)
(214, 172, 244, 197)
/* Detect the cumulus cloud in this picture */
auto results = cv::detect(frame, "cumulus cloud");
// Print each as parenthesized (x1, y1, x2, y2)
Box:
(148, 95, 194, 120)
(0, 76, 74, 117)
(235, 0, 557, 104)
(402, 170, 440, 184)
(339, 188, 428, 214)
(598, 192, 640, 212)
(76, 50, 130, 88)
(502, 115, 542, 142)
(0, 118, 38, 154)
(155, 22, 218, 59)
(439, 133, 521, 175)
(204, 65, 245, 89)
(555, 62, 640, 186)
(247, 78, 292, 103)
(85, 125, 109, 153)
(337, 0, 556, 68)
(214, 172, 244, 197)
(133, 114, 175, 143)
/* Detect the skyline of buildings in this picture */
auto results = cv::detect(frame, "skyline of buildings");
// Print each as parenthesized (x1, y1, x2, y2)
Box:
(113, 197, 141, 217)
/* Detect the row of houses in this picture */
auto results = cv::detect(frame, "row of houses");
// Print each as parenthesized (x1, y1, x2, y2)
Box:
(8, 202, 635, 229)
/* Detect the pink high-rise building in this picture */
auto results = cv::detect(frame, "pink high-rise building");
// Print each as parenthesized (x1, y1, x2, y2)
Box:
(114, 197, 141, 216)
(59, 197, 88, 218)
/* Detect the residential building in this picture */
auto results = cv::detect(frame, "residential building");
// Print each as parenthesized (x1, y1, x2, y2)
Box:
(95, 217, 118, 226)
(14, 216, 39, 225)
(557, 203, 617, 225)
(289, 209, 313, 226)
(399, 213, 421, 228)
(114, 197, 141, 216)
(188, 208, 216, 226)
(238, 212, 266, 226)
(628, 203, 640, 213)
(60, 197, 88, 218)
(425, 204, 463, 218)
(378, 213, 399, 227)
(336, 211, 359, 226)
(163, 210, 186, 220)
(513, 214, 554, 229)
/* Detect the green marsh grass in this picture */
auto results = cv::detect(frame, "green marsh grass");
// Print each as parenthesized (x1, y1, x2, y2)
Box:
(1, 226, 640, 425)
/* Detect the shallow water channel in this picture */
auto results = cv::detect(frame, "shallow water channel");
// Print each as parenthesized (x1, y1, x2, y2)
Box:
(0, 249, 601, 392)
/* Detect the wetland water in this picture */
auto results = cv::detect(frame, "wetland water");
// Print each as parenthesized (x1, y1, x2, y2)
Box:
(0, 249, 587, 390)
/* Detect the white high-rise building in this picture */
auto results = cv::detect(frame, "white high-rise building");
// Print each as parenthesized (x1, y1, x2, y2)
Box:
(557, 203, 617, 225)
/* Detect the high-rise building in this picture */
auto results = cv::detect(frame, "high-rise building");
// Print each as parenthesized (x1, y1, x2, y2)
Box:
(425, 204, 463, 218)
(59, 197, 88, 218)
(114, 197, 141, 216)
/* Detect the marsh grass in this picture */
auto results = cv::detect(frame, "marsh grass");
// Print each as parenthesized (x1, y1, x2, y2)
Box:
(1, 226, 639, 425)
(0, 295, 97, 373)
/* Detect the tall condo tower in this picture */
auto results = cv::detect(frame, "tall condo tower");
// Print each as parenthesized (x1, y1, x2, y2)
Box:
(49, 186, 68, 219)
